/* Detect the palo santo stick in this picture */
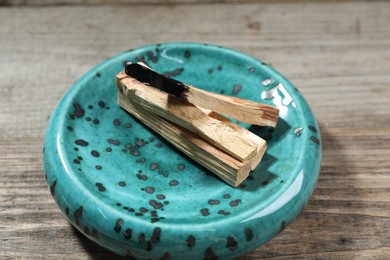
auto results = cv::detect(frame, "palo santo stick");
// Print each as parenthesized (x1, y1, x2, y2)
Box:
(200, 108, 267, 171)
(117, 71, 257, 162)
(125, 62, 279, 127)
(118, 91, 252, 187)
(185, 88, 279, 127)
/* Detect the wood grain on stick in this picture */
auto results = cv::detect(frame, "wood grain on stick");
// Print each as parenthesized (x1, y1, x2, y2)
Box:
(184, 86, 279, 127)
(203, 109, 267, 171)
(117, 91, 252, 187)
(117, 70, 258, 162)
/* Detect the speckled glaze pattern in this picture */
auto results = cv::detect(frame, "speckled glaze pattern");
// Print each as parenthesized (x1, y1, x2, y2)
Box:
(43, 42, 321, 259)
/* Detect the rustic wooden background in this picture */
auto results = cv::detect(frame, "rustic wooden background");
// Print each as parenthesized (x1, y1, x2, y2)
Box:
(1, 1, 389, 259)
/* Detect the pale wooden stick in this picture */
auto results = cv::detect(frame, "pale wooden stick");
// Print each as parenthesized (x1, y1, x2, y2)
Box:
(184, 87, 279, 127)
(117, 91, 252, 187)
(200, 108, 267, 171)
(117, 71, 257, 162)
(131, 62, 279, 127)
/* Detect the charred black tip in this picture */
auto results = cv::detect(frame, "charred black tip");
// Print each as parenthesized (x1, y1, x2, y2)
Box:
(124, 63, 188, 98)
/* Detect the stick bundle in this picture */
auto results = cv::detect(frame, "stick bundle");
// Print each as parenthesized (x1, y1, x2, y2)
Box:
(116, 64, 277, 187)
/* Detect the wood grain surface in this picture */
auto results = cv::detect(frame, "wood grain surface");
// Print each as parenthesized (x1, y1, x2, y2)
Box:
(1, 1, 390, 259)
(0, 0, 372, 7)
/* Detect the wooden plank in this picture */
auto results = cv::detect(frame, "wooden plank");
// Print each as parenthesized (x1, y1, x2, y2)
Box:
(1, 3, 390, 138)
(0, 1, 389, 259)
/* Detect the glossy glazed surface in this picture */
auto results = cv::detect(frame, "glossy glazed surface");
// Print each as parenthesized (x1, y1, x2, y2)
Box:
(43, 43, 321, 259)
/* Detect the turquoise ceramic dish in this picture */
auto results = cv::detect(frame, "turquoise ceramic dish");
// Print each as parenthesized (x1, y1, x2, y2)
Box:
(43, 42, 321, 259)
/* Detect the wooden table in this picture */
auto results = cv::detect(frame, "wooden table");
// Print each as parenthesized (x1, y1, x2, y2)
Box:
(1, 1, 389, 259)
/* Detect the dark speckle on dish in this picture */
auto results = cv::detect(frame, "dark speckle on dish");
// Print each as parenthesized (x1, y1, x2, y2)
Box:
(201, 208, 210, 216)
(91, 150, 100, 157)
(208, 199, 220, 205)
(98, 101, 105, 108)
(169, 180, 179, 186)
(114, 218, 123, 233)
(184, 50, 191, 59)
(164, 68, 184, 78)
(218, 210, 230, 216)
(132, 150, 140, 156)
(150, 163, 159, 170)
(227, 236, 238, 250)
(73, 103, 85, 118)
(140, 207, 148, 213)
(75, 139, 89, 146)
(233, 84, 243, 95)
(113, 119, 121, 126)
(147, 51, 158, 63)
(144, 241, 152, 251)
(204, 247, 218, 260)
(136, 139, 145, 147)
(310, 136, 320, 145)
(138, 233, 145, 243)
(229, 199, 241, 207)
(145, 186, 155, 194)
(151, 227, 161, 243)
(186, 235, 196, 247)
(245, 229, 254, 241)
(108, 139, 120, 146)
(124, 228, 132, 239)
(156, 194, 165, 200)
(95, 183, 106, 192)
(149, 200, 163, 209)
(308, 125, 318, 133)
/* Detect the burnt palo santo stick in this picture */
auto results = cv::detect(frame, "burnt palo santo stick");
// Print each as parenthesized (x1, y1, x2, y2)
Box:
(116, 70, 258, 162)
(125, 62, 279, 127)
